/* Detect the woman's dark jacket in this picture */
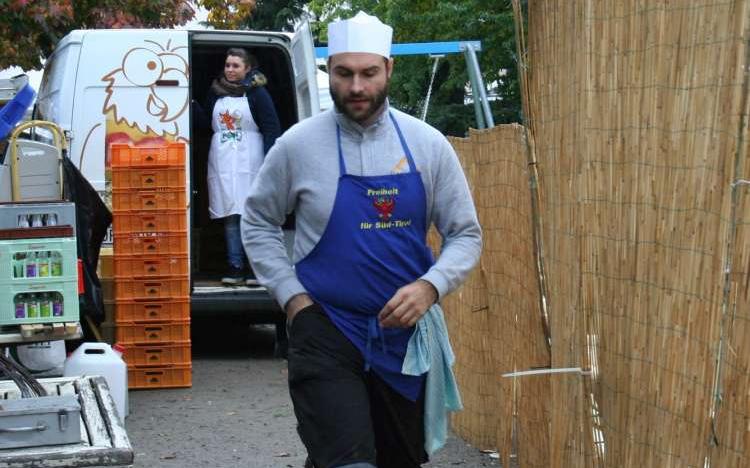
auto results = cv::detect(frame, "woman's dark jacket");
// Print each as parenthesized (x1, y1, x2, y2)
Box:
(198, 69, 282, 155)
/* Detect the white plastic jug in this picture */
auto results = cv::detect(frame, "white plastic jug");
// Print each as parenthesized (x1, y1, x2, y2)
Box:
(64, 342, 129, 420)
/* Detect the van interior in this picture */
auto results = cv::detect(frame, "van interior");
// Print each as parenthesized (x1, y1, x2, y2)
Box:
(189, 39, 297, 287)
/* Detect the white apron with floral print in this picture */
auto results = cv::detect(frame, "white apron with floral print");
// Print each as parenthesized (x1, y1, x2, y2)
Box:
(207, 95, 264, 219)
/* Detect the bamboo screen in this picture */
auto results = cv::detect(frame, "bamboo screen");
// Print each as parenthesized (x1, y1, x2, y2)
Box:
(511, 0, 750, 466)
(441, 125, 550, 466)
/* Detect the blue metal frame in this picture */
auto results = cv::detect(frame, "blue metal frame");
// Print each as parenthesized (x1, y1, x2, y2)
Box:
(317, 40, 493, 129)
(315, 40, 482, 59)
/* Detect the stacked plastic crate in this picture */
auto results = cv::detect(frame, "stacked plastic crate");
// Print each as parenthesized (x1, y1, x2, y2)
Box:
(110, 143, 191, 389)
(0, 203, 79, 329)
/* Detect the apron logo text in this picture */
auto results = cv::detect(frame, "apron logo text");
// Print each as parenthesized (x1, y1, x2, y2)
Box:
(360, 219, 412, 230)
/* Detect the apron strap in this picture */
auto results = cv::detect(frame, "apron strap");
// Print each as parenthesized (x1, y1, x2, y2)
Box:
(335, 111, 418, 176)
(336, 124, 348, 175)
(388, 112, 418, 173)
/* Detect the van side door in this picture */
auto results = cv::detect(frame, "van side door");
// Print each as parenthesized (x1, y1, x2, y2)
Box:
(291, 21, 320, 121)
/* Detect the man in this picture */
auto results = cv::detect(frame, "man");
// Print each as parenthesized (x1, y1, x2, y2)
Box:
(242, 11, 482, 468)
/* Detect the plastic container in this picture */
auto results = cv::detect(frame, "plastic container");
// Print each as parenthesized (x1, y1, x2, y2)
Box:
(113, 232, 188, 256)
(111, 189, 186, 211)
(121, 342, 191, 367)
(1, 282, 78, 325)
(111, 166, 186, 191)
(111, 211, 187, 235)
(113, 298, 190, 322)
(0, 84, 36, 139)
(63, 342, 129, 420)
(113, 255, 189, 278)
(109, 143, 185, 168)
(114, 276, 189, 301)
(128, 364, 192, 389)
(115, 320, 191, 344)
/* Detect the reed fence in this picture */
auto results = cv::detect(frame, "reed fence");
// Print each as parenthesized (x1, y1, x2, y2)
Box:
(443, 2, 750, 467)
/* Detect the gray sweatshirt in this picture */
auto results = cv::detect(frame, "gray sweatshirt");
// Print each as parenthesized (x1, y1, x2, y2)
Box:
(241, 103, 482, 309)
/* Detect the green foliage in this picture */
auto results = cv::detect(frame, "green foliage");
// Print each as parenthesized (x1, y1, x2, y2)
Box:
(197, 0, 309, 32)
(308, 0, 521, 136)
(244, 0, 310, 31)
(0, 0, 195, 70)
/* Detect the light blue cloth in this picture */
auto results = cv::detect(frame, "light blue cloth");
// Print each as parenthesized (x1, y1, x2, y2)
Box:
(402, 304, 463, 455)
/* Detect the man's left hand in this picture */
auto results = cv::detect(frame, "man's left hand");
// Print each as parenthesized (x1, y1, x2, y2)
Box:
(378, 280, 438, 328)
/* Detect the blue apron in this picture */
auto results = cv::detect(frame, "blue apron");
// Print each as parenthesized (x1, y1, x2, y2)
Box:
(296, 113, 434, 402)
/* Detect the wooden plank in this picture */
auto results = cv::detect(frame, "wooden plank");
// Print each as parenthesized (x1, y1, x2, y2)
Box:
(90, 376, 131, 451)
(0, 323, 81, 344)
(0, 443, 133, 468)
(73, 378, 111, 448)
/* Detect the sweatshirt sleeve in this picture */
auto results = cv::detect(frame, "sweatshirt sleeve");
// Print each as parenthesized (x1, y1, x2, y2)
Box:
(420, 137, 483, 299)
(250, 87, 282, 155)
(241, 138, 306, 308)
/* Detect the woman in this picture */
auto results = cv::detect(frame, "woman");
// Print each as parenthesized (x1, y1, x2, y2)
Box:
(205, 48, 281, 285)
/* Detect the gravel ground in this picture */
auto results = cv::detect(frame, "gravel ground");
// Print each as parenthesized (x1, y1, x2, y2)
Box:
(123, 319, 501, 468)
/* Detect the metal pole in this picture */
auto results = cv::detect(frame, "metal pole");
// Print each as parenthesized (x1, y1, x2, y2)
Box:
(421, 55, 443, 121)
(464, 48, 485, 129)
(463, 42, 495, 128)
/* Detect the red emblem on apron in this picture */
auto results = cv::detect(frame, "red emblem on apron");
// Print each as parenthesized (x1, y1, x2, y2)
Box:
(373, 197, 395, 220)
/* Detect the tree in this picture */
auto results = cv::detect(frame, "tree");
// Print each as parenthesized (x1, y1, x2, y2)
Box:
(308, 0, 521, 136)
(196, 0, 257, 30)
(198, 0, 309, 32)
(0, 1, 195, 70)
(244, 0, 309, 32)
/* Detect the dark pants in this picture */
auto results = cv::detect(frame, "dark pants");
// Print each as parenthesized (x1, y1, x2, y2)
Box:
(287, 304, 427, 468)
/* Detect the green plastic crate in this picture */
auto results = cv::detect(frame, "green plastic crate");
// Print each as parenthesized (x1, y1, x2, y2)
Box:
(0, 237, 77, 284)
(1, 279, 79, 325)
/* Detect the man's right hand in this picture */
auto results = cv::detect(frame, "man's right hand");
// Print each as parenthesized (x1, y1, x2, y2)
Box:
(285, 293, 314, 323)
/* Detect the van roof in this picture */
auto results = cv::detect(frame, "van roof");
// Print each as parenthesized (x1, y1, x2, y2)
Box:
(61, 28, 291, 41)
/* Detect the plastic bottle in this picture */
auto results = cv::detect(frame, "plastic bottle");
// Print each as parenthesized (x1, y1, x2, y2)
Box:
(45, 213, 58, 226)
(13, 253, 25, 278)
(25, 252, 37, 278)
(26, 294, 39, 318)
(39, 293, 51, 317)
(14, 294, 26, 319)
(64, 343, 129, 420)
(50, 251, 63, 277)
(17, 214, 29, 228)
(30, 214, 43, 227)
(38, 251, 49, 277)
(52, 293, 63, 317)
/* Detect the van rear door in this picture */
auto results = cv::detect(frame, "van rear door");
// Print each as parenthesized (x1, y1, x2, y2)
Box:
(291, 21, 320, 120)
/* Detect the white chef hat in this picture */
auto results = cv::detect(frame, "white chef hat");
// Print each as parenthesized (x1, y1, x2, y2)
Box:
(327, 11, 393, 58)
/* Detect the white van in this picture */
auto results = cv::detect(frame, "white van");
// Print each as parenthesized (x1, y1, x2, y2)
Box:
(34, 26, 319, 351)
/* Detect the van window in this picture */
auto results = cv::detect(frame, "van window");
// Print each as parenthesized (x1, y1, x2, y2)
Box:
(36, 42, 79, 125)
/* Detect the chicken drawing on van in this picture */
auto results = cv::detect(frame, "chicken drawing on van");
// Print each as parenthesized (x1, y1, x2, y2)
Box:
(101, 39, 189, 142)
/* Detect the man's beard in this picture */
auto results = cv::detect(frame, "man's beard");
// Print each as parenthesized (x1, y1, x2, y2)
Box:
(330, 82, 389, 124)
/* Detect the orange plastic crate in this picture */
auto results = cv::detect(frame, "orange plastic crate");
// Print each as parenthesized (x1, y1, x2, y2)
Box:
(114, 256, 188, 278)
(114, 233, 188, 256)
(115, 276, 189, 300)
(112, 189, 186, 211)
(112, 211, 187, 235)
(116, 320, 191, 344)
(114, 298, 190, 322)
(122, 342, 191, 367)
(128, 364, 192, 389)
(111, 166, 186, 191)
(110, 143, 185, 168)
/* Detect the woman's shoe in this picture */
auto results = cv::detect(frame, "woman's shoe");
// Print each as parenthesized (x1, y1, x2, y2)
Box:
(221, 267, 245, 286)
